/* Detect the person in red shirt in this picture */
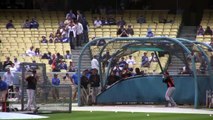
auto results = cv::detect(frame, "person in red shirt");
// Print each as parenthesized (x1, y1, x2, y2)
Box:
(162, 71, 176, 107)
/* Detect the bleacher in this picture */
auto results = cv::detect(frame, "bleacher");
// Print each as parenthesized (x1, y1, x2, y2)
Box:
(0, 9, 71, 72)
(88, 10, 181, 74)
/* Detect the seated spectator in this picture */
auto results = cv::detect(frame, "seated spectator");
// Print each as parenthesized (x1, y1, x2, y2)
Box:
(56, 53, 63, 60)
(35, 48, 41, 56)
(66, 10, 76, 20)
(64, 50, 72, 59)
(26, 46, 35, 56)
(49, 33, 54, 43)
(101, 17, 108, 25)
(126, 25, 134, 36)
(159, 16, 172, 23)
(117, 17, 126, 27)
(107, 15, 116, 25)
(117, 25, 128, 37)
(119, 57, 127, 68)
(22, 19, 30, 28)
(94, 17, 102, 28)
(41, 53, 49, 59)
(204, 26, 213, 35)
(30, 18, 39, 29)
(197, 25, 204, 36)
(113, 64, 122, 77)
(146, 28, 154, 37)
(134, 68, 143, 76)
(141, 52, 150, 67)
(149, 52, 158, 62)
(6, 20, 14, 29)
(3, 57, 13, 70)
(54, 36, 61, 43)
(126, 55, 136, 68)
(60, 34, 69, 43)
(68, 61, 75, 72)
(96, 39, 106, 46)
(14, 57, 20, 71)
(137, 15, 146, 24)
(41, 36, 48, 43)
(121, 64, 132, 78)
(59, 61, 68, 70)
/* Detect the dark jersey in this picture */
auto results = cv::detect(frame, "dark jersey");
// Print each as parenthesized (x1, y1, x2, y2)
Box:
(163, 76, 175, 88)
(26, 75, 37, 90)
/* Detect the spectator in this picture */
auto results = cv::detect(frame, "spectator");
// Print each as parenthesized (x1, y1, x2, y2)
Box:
(101, 17, 108, 25)
(91, 55, 99, 70)
(117, 25, 128, 37)
(126, 55, 136, 68)
(9, 63, 17, 73)
(64, 50, 72, 59)
(197, 25, 204, 36)
(107, 71, 120, 87)
(30, 18, 39, 29)
(41, 36, 48, 43)
(149, 52, 158, 62)
(137, 15, 146, 24)
(89, 68, 100, 104)
(135, 68, 143, 76)
(102, 51, 111, 67)
(77, 10, 83, 23)
(49, 33, 54, 43)
(35, 48, 41, 56)
(3, 57, 13, 70)
(0, 76, 8, 112)
(80, 70, 89, 105)
(117, 17, 126, 27)
(141, 52, 150, 67)
(14, 57, 20, 72)
(82, 16, 89, 43)
(75, 20, 84, 47)
(59, 61, 68, 70)
(107, 15, 116, 25)
(41, 53, 49, 59)
(6, 20, 14, 29)
(3, 67, 15, 97)
(26, 46, 35, 57)
(54, 36, 61, 43)
(52, 74, 60, 101)
(126, 25, 134, 36)
(66, 10, 76, 20)
(67, 21, 77, 50)
(204, 26, 213, 35)
(71, 71, 79, 100)
(113, 64, 122, 77)
(146, 28, 154, 37)
(68, 61, 75, 72)
(22, 19, 30, 28)
(94, 17, 102, 28)
(119, 57, 127, 68)
(96, 39, 106, 46)
(60, 34, 69, 43)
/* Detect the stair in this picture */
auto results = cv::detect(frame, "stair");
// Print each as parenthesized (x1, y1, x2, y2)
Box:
(167, 55, 185, 75)
(72, 46, 92, 71)
(178, 26, 197, 40)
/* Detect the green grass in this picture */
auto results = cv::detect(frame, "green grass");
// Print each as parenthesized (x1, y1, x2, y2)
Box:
(29, 111, 213, 120)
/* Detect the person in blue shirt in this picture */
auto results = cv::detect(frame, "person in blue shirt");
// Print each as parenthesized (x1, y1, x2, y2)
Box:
(52, 74, 60, 101)
(0, 76, 8, 112)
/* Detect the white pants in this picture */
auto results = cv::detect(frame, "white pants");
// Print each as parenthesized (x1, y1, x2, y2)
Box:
(26, 89, 36, 110)
(165, 87, 176, 106)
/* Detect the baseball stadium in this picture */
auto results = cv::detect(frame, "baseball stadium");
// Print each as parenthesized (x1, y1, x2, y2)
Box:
(0, 0, 213, 120)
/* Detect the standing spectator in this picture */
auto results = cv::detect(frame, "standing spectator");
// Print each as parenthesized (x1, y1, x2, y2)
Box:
(67, 21, 77, 50)
(30, 18, 39, 29)
(204, 26, 213, 35)
(117, 17, 126, 27)
(91, 55, 99, 70)
(22, 19, 31, 28)
(6, 20, 14, 29)
(3, 67, 15, 97)
(126, 25, 134, 36)
(126, 55, 136, 68)
(162, 71, 176, 107)
(64, 50, 72, 59)
(52, 74, 60, 101)
(77, 10, 83, 23)
(25, 70, 39, 111)
(82, 16, 89, 43)
(41, 36, 48, 43)
(94, 17, 102, 28)
(197, 25, 204, 36)
(26, 46, 35, 57)
(141, 52, 150, 67)
(89, 69, 100, 104)
(102, 51, 111, 67)
(75, 20, 84, 47)
(117, 25, 128, 37)
(3, 57, 13, 70)
(0, 76, 8, 112)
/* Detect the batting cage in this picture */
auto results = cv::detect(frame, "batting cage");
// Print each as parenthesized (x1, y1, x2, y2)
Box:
(20, 62, 72, 113)
(77, 37, 213, 109)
